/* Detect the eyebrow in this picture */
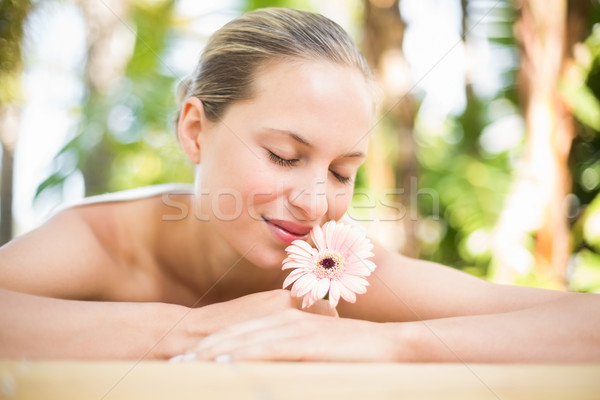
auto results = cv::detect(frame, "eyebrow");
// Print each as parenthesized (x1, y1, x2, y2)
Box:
(265, 128, 366, 159)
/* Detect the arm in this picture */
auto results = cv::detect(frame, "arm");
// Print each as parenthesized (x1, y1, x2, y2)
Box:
(191, 292, 600, 363)
(401, 292, 600, 362)
(337, 240, 571, 322)
(0, 287, 336, 360)
(0, 288, 193, 360)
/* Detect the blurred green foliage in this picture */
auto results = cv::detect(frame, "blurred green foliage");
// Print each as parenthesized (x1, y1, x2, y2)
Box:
(565, 15, 600, 292)
(416, 1, 519, 273)
(245, 0, 315, 11)
(0, 0, 31, 104)
(36, 0, 193, 200)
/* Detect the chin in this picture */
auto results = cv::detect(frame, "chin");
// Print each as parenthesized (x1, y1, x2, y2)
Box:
(246, 244, 287, 270)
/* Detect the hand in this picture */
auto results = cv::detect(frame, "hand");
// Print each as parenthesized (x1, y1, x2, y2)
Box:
(189, 309, 400, 362)
(190, 289, 338, 337)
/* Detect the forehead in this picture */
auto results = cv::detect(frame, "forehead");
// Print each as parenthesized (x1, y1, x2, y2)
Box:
(225, 60, 374, 152)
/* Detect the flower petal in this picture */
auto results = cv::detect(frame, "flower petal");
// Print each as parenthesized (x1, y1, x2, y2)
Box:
(343, 265, 372, 277)
(283, 254, 314, 266)
(350, 251, 375, 263)
(360, 259, 376, 272)
(348, 248, 374, 262)
(284, 251, 313, 260)
(283, 268, 307, 288)
(310, 224, 326, 251)
(344, 258, 376, 273)
(285, 240, 316, 258)
(291, 273, 317, 297)
(282, 260, 311, 270)
(328, 280, 341, 307)
(331, 223, 351, 252)
(340, 275, 369, 294)
(313, 278, 330, 301)
(325, 221, 337, 249)
(339, 230, 363, 257)
(358, 242, 375, 253)
(337, 282, 357, 303)
(302, 293, 316, 309)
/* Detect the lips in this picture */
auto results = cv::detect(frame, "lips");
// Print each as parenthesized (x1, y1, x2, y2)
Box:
(266, 219, 313, 235)
(263, 217, 313, 245)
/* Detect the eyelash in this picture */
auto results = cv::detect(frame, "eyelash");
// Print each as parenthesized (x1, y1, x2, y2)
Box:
(266, 150, 352, 185)
(267, 150, 298, 167)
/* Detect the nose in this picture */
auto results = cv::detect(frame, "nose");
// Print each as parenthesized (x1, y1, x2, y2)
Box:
(287, 174, 329, 221)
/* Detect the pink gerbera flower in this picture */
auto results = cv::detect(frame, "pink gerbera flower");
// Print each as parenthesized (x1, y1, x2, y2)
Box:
(282, 220, 376, 308)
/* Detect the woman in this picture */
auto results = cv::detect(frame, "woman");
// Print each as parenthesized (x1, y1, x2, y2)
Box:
(0, 8, 598, 362)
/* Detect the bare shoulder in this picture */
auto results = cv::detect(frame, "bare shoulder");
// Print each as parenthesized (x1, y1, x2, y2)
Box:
(0, 185, 191, 301)
(0, 204, 120, 299)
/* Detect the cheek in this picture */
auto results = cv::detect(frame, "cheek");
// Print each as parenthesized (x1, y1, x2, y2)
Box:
(201, 145, 275, 213)
(227, 158, 289, 220)
(329, 187, 354, 221)
(195, 168, 248, 222)
(242, 178, 280, 219)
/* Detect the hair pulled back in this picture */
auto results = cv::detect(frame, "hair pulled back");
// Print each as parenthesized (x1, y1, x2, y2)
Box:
(176, 7, 372, 125)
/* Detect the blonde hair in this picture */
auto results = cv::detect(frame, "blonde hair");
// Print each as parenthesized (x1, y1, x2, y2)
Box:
(176, 7, 373, 125)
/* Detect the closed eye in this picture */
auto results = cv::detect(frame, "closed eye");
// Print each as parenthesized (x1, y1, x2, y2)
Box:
(267, 149, 352, 185)
(330, 170, 352, 185)
(267, 150, 299, 167)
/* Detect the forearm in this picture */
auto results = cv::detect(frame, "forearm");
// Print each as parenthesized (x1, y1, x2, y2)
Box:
(398, 293, 600, 363)
(0, 289, 197, 360)
(355, 250, 574, 322)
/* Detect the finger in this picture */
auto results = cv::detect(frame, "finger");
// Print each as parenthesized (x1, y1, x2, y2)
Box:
(195, 322, 302, 361)
(196, 315, 392, 362)
(196, 309, 298, 349)
(168, 353, 198, 363)
(219, 336, 312, 362)
(304, 298, 339, 317)
(194, 309, 304, 359)
(200, 315, 331, 362)
(198, 326, 349, 362)
(223, 318, 395, 362)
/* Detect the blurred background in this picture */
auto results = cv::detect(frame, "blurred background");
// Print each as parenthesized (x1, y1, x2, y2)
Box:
(1, 0, 599, 291)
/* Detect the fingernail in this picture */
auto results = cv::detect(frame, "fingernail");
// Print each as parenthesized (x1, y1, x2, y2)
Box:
(214, 354, 232, 363)
(169, 353, 198, 363)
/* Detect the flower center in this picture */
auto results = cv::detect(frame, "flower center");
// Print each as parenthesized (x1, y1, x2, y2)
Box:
(314, 250, 345, 279)
(320, 257, 336, 270)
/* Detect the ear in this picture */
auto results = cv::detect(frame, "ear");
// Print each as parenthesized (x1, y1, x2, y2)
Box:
(177, 97, 210, 164)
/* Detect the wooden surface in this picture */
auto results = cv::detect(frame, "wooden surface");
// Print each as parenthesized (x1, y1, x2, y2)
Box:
(1, 361, 599, 399)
